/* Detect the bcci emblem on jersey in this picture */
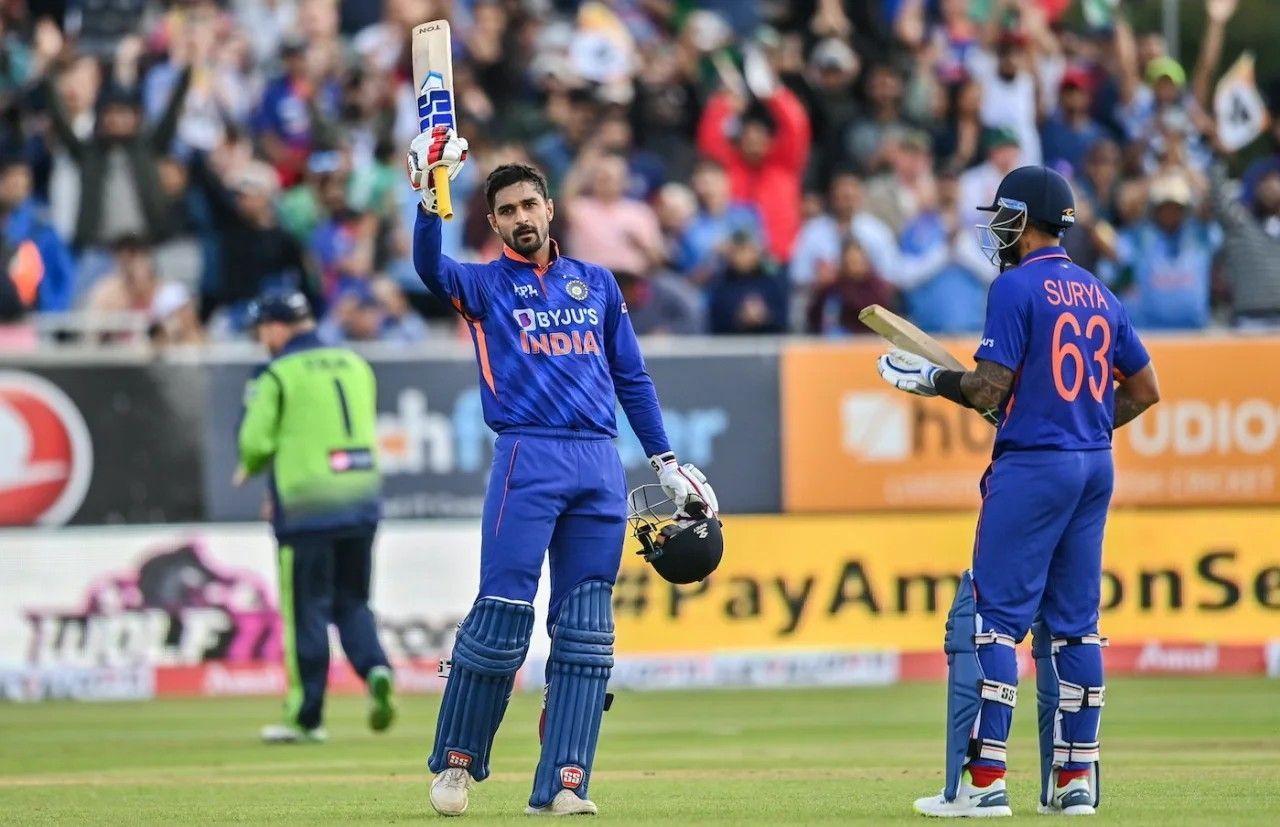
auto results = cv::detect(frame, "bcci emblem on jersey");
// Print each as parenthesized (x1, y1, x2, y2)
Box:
(566, 279, 589, 301)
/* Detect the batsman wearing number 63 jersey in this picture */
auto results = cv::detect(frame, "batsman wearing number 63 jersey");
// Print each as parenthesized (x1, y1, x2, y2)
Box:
(877, 166, 1161, 818)
(406, 126, 723, 818)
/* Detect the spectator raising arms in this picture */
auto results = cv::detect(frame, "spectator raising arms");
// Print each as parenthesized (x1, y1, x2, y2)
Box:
(41, 40, 192, 252)
(697, 62, 810, 263)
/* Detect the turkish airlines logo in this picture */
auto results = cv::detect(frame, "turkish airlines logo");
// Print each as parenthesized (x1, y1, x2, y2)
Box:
(0, 372, 93, 525)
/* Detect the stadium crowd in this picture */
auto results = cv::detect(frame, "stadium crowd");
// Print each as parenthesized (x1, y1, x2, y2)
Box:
(0, 0, 1278, 350)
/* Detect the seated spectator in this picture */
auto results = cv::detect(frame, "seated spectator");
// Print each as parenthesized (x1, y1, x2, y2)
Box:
(865, 129, 936, 236)
(678, 159, 765, 282)
(841, 63, 912, 174)
(616, 270, 702, 336)
(148, 281, 205, 347)
(370, 277, 427, 344)
(790, 171, 897, 291)
(253, 34, 342, 187)
(563, 151, 664, 275)
(653, 182, 698, 273)
(897, 168, 989, 333)
(84, 235, 188, 338)
(0, 236, 42, 349)
(957, 127, 1023, 226)
(1041, 68, 1107, 171)
(968, 25, 1042, 165)
(1112, 175, 1220, 330)
(594, 113, 667, 201)
(804, 36, 861, 186)
(189, 152, 311, 327)
(805, 239, 896, 336)
(1208, 160, 1280, 328)
(931, 79, 984, 173)
(1077, 138, 1123, 223)
(0, 155, 74, 312)
(318, 281, 384, 344)
(707, 230, 788, 335)
(279, 149, 350, 245)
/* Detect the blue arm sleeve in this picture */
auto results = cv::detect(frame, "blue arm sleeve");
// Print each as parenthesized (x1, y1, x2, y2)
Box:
(973, 275, 1030, 372)
(412, 206, 490, 319)
(1112, 306, 1151, 379)
(36, 228, 75, 312)
(603, 271, 671, 457)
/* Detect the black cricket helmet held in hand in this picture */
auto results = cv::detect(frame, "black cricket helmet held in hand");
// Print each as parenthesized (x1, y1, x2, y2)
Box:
(627, 484, 723, 585)
(976, 165, 1076, 269)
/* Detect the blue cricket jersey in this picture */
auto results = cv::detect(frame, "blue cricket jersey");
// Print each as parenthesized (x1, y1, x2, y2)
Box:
(975, 246, 1151, 455)
(413, 208, 671, 456)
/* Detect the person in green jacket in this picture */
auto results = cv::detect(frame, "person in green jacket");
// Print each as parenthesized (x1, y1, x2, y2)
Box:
(236, 286, 394, 744)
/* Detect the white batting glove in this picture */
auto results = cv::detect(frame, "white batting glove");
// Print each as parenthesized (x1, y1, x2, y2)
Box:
(649, 453, 719, 518)
(877, 348, 942, 397)
(407, 126, 469, 214)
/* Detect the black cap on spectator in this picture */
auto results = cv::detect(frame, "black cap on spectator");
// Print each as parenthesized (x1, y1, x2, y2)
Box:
(98, 84, 142, 111)
(111, 233, 149, 252)
(0, 151, 27, 173)
(280, 33, 309, 57)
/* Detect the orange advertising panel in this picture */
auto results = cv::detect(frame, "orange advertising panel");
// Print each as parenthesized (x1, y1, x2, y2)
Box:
(612, 512, 1280, 654)
(781, 337, 1280, 511)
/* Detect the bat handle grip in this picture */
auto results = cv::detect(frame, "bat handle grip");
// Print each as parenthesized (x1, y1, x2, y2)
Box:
(432, 166, 454, 221)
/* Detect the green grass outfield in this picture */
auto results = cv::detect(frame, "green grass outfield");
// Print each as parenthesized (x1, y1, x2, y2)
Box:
(1, 677, 1278, 824)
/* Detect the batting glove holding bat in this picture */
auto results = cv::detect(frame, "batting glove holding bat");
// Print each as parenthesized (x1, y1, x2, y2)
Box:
(877, 348, 942, 397)
(649, 452, 719, 519)
(407, 126, 469, 214)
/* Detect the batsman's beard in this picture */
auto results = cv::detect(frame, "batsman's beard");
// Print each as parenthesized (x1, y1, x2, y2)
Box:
(509, 227, 545, 257)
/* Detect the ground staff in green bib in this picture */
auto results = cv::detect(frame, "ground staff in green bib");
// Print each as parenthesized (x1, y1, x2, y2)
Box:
(235, 287, 394, 744)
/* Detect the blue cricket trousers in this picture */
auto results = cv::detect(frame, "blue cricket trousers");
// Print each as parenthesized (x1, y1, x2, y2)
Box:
(276, 528, 390, 729)
(479, 430, 627, 629)
(972, 449, 1115, 639)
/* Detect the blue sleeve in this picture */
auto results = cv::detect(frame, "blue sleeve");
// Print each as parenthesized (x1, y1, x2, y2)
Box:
(603, 270, 671, 457)
(973, 275, 1030, 371)
(1112, 305, 1151, 379)
(413, 207, 491, 319)
(35, 228, 75, 312)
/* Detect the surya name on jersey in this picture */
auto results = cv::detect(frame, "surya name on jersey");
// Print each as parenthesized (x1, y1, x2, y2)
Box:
(512, 306, 603, 357)
(1043, 278, 1110, 309)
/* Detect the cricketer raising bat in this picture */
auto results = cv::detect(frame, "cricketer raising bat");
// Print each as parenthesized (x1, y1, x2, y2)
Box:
(859, 303, 999, 426)
(412, 19, 457, 220)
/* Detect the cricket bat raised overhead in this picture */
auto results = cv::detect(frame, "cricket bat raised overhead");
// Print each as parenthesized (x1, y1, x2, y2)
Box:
(411, 19, 456, 221)
(859, 304, 998, 426)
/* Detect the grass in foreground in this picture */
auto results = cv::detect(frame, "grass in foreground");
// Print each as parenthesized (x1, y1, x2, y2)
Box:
(1, 677, 1278, 824)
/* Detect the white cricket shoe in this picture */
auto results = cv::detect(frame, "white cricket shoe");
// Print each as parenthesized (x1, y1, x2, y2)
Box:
(430, 767, 472, 817)
(1037, 777, 1096, 816)
(525, 789, 598, 816)
(259, 723, 327, 744)
(914, 777, 1012, 818)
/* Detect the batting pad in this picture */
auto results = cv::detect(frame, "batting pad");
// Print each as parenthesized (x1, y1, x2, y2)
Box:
(530, 579, 615, 808)
(428, 597, 534, 780)
(1033, 620, 1105, 808)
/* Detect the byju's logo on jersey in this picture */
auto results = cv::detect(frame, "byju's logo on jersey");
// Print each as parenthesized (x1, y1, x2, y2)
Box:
(511, 307, 602, 357)
(417, 71, 454, 130)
